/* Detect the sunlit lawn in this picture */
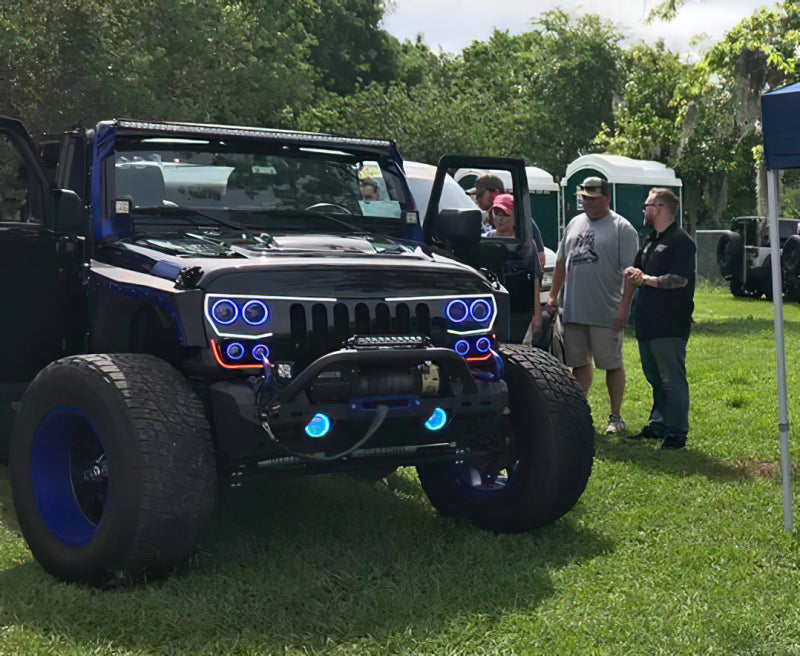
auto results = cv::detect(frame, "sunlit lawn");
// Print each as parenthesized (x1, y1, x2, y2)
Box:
(2, 285, 800, 655)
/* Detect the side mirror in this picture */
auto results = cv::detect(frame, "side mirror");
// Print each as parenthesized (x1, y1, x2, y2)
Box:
(432, 208, 482, 262)
(53, 188, 87, 234)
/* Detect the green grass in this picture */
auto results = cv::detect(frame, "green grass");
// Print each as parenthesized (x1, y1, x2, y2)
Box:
(3, 285, 800, 654)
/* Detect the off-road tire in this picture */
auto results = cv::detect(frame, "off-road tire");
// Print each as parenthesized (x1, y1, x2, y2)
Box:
(730, 277, 746, 297)
(717, 230, 744, 279)
(416, 345, 593, 532)
(9, 354, 216, 586)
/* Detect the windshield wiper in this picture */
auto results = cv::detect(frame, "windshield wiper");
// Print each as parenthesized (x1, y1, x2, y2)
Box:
(132, 205, 248, 232)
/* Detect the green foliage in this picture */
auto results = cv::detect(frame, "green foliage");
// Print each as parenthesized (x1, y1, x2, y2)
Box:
(291, 0, 400, 95)
(300, 10, 624, 173)
(0, 0, 316, 134)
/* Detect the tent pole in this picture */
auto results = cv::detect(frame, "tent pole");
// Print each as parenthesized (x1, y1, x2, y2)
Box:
(767, 168, 794, 531)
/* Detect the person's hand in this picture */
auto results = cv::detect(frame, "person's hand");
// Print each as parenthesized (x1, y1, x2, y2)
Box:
(545, 296, 558, 315)
(624, 266, 644, 287)
(612, 312, 627, 332)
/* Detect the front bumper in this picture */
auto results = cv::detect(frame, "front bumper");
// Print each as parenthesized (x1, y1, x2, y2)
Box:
(208, 344, 508, 476)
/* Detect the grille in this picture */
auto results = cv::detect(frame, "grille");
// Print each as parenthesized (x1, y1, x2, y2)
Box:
(290, 301, 432, 357)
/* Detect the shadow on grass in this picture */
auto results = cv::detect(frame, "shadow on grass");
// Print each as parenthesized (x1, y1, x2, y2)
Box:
(593, 429, 783, 482)
(0, 470, 612, 653)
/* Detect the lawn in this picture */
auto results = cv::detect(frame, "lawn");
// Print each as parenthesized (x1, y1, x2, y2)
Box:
(2, 285, 800, 655)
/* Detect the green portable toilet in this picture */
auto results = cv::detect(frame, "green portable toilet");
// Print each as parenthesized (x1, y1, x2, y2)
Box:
(526, 166, 560, 250)
(561, 154, 682, 241)
(453, 166, 560, 250)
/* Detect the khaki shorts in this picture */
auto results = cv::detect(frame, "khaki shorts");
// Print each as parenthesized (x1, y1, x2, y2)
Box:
(563, 323, 624, 370)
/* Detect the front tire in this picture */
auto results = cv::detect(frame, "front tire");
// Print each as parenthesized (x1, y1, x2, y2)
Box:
(417, 345, 593, 532)
(9, 354, 216, 586)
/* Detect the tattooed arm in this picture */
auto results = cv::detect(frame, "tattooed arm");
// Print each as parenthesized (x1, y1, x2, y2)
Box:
(624, 267, 688, 289)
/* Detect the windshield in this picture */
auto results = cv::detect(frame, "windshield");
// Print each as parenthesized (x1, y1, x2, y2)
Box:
(111, 139, 411, 230)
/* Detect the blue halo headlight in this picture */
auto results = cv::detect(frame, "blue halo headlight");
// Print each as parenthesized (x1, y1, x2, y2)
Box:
(470, 299, 492, 322)
(212, 299, 238, 325)
(446, 299, 469, 323)
(475, 336, 492, 353)
(454, 339, 470, 356)
(252, 344, 270, 362)
(305, 413, 332, 438)
(424, 407, 448, 431)
(243, 300, 269, 326)
(226, 342, 245, 360)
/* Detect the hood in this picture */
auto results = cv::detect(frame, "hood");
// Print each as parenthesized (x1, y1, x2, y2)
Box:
(95, 228, 498, 298)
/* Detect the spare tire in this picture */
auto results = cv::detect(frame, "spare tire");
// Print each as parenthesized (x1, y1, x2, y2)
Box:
(782, 235, 800, 279)
(717, 231, 743, 279)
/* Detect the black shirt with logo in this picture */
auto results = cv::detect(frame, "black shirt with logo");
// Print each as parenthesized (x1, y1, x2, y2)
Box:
(633, 221, 697, 341)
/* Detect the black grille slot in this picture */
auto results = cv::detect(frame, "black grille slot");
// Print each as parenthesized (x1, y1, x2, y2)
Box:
(333, 303, 350, 347)
(310, 303, 329, 356)
(393, 303, 411, 333)
(290, 304, 306, 348)
(355, 303, 370, 334)
(414, 303, 431, 335)
(375, 303, 391, 333)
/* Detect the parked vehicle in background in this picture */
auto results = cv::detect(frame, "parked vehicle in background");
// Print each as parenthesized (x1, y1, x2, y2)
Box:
(717, 216, 800, 300)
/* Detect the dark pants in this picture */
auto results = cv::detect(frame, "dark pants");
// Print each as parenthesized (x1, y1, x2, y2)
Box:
(638, 337, 689, 438)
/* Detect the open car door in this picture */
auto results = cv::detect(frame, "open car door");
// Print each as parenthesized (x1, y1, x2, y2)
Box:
(425, 155, 541, 343)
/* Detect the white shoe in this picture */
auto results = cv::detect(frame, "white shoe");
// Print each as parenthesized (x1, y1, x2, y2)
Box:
(605, 414, 627, 435)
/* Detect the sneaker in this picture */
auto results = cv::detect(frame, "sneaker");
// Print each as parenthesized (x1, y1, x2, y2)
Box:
(660, 434, 687, 450)
(605, 413, 627, 435)
(628, 424, 661, 440)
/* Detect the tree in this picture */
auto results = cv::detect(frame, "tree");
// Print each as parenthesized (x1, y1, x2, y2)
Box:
(300, 10, 624, 175)
(0, 0, 317, 135)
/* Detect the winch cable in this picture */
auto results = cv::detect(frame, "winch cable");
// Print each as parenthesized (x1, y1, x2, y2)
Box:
(260, 403, 389, 462)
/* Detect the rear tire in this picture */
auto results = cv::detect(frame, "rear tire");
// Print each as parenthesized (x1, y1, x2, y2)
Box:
(417, 345, 593, 532)
(730, 278, 746, 297)
(9, 354, 216, 586)
(717, 231, 743, 279)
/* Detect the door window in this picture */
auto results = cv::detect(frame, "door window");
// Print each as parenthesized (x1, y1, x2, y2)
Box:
(0, 134, 40, 223)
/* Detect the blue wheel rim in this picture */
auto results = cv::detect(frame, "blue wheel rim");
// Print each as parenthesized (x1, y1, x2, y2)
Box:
(30, 407, 107, 546)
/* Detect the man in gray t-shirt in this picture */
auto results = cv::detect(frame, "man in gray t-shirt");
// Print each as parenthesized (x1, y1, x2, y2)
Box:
(545, 176, 639, 435)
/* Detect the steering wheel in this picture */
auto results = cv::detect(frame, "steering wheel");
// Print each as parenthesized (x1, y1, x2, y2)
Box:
(305, 202, 353, 215)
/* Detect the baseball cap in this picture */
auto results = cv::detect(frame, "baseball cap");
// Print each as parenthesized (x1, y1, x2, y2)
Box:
(490, 193, 514, 215)
(577, 176, 609, 198)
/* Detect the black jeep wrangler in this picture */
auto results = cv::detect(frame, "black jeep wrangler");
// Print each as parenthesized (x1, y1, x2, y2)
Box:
(717, 215, 800, 300)
(0, 117, 592, 586)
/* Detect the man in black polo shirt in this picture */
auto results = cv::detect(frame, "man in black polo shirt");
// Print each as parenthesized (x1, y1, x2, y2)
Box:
(624, 188, 696, 450)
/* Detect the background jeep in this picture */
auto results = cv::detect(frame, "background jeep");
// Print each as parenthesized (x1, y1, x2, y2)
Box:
(717, 215, 800, 300)
(0, 117, 593, 586)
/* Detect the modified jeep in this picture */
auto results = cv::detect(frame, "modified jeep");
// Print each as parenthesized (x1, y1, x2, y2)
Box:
(717, 215, 800, 300)
(0, 117, 593, 586)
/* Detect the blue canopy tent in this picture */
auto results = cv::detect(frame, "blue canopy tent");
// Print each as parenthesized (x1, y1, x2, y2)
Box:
(762, 80, 800, 531)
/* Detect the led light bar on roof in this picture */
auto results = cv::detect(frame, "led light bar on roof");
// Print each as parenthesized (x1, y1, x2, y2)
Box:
(114, 119, 392, 148)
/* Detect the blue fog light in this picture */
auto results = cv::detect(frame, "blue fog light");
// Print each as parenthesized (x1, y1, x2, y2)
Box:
(305, 413, 332, 438)
(424, 407, 448, 431)
(446, 299, 469, 323)
(454, 339, 470, 356)
(226, 342, 245, 360)
(252, 344, 270, 361)
(243, 300, 270, 325)
(212, 299, 238, 325)
(475, 336, 492, 353)
(470, 299, 492, 322)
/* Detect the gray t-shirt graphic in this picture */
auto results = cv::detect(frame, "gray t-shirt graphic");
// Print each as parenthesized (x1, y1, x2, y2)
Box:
(556, 210, 639, 327)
